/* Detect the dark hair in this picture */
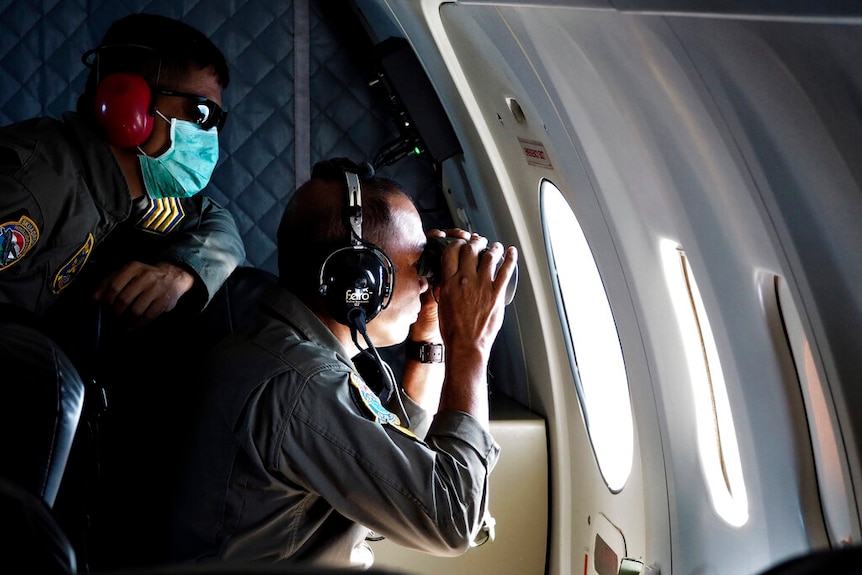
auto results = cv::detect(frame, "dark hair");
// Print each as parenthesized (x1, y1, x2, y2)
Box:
(277, 158, 409, 311)
(77, 13, 230, 118)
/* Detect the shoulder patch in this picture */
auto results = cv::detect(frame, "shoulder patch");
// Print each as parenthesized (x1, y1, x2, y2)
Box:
(137, 197, 185, 234)
(350, 372, 401, 425)
(52, 233, 94, 294)
(348, 372, 418, 439)
(0, 215, 39, 271)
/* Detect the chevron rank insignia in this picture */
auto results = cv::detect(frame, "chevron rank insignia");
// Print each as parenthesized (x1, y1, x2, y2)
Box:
(136, 197, 185, 234)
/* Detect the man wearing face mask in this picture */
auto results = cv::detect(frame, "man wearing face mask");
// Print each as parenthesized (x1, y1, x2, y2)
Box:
(0, 12, 245, 570)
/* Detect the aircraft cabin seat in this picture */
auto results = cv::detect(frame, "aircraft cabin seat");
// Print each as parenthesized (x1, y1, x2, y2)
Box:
(0, 314, 84, 574)
(0, 266, 279, 573)
(0, 315, 85, 508)
(0, 478, 77, 574)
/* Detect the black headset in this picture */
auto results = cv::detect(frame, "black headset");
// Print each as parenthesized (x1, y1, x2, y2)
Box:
(318, 170, 395, 327)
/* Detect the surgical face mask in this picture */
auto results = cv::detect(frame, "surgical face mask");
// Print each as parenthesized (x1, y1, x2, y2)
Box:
(138, 111, 219, 199)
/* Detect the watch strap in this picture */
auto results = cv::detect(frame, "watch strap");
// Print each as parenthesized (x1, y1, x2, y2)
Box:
(406, 340, 445, 363)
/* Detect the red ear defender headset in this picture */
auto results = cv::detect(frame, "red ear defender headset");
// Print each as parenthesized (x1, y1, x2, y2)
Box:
(318, 170, 396, 329)
(94, 73, 154, 147)
(83, 45, 157, 148)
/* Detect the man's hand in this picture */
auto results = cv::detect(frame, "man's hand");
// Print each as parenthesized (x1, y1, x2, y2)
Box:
(93, 261, 195, 329)
(435, 233, 518, 423)
(437, 234, 517, 359)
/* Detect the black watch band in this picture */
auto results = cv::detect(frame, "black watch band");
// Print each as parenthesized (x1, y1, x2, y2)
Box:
(406, 340, 445, 364)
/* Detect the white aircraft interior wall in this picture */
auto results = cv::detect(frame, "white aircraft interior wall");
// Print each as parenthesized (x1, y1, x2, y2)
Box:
(357, 1, 862, 574)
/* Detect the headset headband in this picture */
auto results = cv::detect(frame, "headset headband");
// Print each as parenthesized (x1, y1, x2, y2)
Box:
(82, 44, 163, 85)
(317, 168, 395, 326)
(345, 171, 362, 245)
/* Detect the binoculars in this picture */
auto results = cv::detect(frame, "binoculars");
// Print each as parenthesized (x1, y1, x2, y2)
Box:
(416, 236, 518, 305)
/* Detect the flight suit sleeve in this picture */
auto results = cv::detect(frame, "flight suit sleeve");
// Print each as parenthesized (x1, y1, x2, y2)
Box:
(157, 195, 246, 309)
(269, 368, 501, 557)
(391, 387, 433, 438)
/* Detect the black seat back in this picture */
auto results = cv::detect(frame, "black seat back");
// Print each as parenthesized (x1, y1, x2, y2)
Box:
(0, 478, 77, 574)
(0, 316, 85, 508)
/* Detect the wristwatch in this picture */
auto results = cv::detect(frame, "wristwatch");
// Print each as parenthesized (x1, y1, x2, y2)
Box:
(406, 340, 445, 363)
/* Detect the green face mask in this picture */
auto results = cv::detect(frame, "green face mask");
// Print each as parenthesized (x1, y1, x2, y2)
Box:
(138, 112, 219, 199)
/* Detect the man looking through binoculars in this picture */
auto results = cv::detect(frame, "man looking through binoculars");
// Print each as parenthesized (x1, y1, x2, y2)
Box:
(170, 157, 518, 568)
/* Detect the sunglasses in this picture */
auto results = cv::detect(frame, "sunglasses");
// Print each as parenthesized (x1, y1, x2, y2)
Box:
(154, 88, 228, 132)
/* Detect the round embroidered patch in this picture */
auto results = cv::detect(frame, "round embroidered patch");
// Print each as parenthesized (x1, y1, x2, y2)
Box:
(0, 215, 39, 271)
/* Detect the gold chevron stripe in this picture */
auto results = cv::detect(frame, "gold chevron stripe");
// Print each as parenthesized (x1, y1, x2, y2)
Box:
(136, 197, 185, 234)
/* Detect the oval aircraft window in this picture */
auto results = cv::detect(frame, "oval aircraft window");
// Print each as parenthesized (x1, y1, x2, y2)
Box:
(541, 180, 633, 492)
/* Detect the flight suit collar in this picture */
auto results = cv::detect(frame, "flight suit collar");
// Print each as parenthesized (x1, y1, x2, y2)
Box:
(258, 283, 356, 370)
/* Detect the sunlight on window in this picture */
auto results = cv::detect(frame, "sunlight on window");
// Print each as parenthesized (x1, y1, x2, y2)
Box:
(660, 239, 748, 527)
(541, 180, 633, 492)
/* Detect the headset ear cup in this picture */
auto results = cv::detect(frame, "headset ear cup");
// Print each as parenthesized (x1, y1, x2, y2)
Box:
(93, 73, 154, 147)
(319, 247, 392, 326)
